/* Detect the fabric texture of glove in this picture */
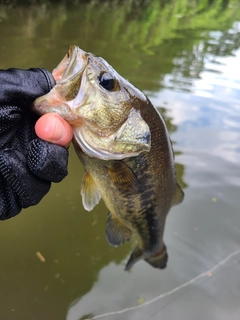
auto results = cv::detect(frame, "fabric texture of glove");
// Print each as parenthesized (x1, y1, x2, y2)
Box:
(0, 68, 68, 220)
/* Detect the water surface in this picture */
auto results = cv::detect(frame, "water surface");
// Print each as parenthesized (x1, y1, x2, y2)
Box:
(0, 1, 240, 319)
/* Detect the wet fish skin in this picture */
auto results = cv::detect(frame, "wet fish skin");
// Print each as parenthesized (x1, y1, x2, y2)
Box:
(34, 46, 151, 161)
(33, 45, 184, 270)
(73, 94, 183, 270)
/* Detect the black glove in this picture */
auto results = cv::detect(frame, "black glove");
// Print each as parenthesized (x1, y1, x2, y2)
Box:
(0, 68, 69, 220)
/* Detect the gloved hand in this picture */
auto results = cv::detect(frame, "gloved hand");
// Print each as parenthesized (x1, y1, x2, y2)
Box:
(0, 68, 69, 220)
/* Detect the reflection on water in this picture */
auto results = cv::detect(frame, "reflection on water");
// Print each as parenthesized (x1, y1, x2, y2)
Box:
(67, 247, 240, 320)
(0, 1, 240, 319)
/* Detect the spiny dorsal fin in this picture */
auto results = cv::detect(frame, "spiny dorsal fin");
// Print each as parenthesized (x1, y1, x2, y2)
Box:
(172, 182, 184, 206)
(106, 213, 132, 247)
(81, 171, 101, 211)
(107, 161, 140, 192)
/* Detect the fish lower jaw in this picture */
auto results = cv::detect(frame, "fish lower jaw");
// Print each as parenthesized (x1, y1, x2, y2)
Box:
(73, 130, 144, 160)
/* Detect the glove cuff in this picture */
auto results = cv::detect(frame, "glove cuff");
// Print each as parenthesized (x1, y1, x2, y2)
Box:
(31, 68, 56, 92)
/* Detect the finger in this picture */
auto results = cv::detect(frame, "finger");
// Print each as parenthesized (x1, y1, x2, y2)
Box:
(35, 113, 73, 147)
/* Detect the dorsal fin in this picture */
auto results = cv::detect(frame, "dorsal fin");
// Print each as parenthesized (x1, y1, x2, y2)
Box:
(81, 171, 101, 211)
(172, 182, 184, 206)
(106, 213, 132, 247)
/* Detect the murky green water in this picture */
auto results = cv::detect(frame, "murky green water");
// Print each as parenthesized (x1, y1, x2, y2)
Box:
(1, 1, 240, 319)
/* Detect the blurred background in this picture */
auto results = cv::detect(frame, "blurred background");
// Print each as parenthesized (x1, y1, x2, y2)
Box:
(0, 0, 240, 319)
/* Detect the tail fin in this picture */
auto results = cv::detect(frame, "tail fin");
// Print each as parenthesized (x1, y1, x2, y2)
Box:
(145, 245, 168, 269)
(125, 246, 143, 271)
(125, 245, 168, 271)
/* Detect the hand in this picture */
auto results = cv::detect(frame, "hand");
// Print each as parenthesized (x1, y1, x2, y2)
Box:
(35, 113, 73, 147)
(0, 68, 72, 220)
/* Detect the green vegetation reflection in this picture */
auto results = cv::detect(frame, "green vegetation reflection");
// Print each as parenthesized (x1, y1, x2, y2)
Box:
(0, 0, 239, 319)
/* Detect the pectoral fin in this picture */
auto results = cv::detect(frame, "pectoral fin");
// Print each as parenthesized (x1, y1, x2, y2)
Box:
(106, 213, 132, 247)
(172, 182, 184, 206)
(107, 161, 140, 192)
(81, 171, 101, 211)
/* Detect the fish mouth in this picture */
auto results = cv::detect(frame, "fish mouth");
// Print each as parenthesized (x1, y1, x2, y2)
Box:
(52, 45, 87, 84)
(33, 45, 88, 119)
(33, 45, 151, 160)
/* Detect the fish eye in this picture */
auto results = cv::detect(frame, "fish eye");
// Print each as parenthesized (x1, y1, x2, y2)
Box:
(98, 72, 115, 91)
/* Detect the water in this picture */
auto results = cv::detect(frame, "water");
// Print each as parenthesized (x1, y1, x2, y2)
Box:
(0, 1, 240, 319)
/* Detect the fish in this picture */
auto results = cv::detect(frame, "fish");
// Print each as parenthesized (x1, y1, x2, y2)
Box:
(33, 45, 184, 270)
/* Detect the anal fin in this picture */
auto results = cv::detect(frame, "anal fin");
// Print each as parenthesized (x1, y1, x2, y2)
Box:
(106, 213, 132, 247)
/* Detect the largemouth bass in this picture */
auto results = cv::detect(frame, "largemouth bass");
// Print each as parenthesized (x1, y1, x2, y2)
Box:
(33, 45, 184, 270)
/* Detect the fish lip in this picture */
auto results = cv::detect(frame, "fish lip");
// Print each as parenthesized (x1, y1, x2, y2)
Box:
(33, 46, 88, 115)
(53, 45, 87, 84)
